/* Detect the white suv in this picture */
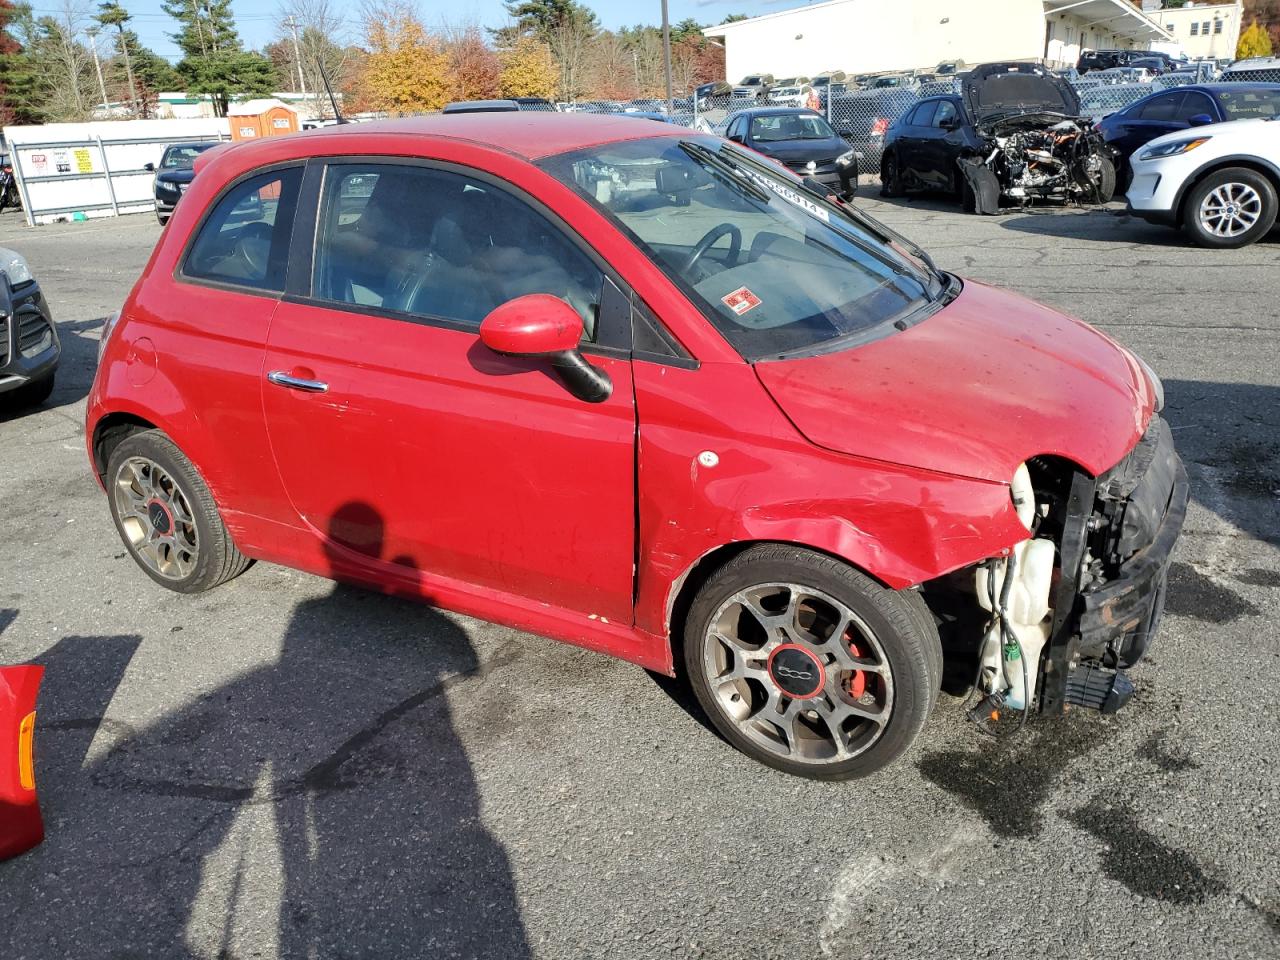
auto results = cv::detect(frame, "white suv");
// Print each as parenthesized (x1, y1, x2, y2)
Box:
(1126, 116, 1280, 247)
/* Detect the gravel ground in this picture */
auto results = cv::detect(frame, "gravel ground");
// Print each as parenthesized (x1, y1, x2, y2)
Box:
(0, 195, 1277, 960)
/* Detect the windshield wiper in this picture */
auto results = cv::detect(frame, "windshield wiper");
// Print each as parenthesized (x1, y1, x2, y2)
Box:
(678, 141, 772, 204)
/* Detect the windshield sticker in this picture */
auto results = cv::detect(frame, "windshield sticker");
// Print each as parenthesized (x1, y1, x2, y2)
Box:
(742, 169, 831, 222)
(722, 286, 763, 316)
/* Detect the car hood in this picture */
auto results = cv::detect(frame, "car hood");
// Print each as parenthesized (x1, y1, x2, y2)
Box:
(753, 138, 849, 162)
(963, 63, 1081, 125)
(753, 280, 1155, 484)
(1144, 115, 1277, 149)
(155, 168, 197, 185)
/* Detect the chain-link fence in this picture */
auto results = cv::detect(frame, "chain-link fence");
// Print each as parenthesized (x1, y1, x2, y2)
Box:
(554, 67, 1273, 181)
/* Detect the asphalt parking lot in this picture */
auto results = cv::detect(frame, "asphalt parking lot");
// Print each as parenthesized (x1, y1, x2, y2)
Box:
(0, 195, 1277, 960)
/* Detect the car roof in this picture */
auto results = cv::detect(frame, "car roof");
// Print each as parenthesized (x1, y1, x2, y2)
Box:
(205, 113, 689, 166)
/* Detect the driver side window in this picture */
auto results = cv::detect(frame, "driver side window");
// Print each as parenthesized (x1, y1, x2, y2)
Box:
(183, 167, 301, 292)
(311, 162, 605, 338)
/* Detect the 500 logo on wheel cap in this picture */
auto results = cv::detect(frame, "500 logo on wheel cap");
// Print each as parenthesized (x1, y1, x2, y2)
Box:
(767, 645, 826, 699)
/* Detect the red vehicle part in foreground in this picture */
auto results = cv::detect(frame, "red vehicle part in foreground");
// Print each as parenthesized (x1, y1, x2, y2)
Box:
(0, 664, 44, 861)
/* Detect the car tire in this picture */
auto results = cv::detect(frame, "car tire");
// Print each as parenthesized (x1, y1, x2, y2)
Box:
(1181, 167, 1279, 249)
(3, 372, 55, 410)
(156, 212, 168, 225)
(106, 429, 253, 594)
(1094, 156, 1117, 204)
(880, 153, 904, 197)
(683, 544, 941, 780)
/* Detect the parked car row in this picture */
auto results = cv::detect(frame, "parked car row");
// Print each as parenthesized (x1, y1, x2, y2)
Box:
(874, 62, 1280, 246)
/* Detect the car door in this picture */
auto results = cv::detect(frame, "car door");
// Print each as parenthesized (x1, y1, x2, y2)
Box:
(1114, 92, 1188, 159)
(920, 99, 964, 191)
(260, 159, 638, 623)
(897, 101, 938, 186)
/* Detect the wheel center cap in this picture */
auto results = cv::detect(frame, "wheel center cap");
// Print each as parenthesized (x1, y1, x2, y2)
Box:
(147, 500, 172, 534)
(767, 645, 826, 700)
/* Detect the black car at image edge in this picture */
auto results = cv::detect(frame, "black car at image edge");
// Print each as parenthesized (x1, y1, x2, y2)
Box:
(0, 245, 58, 409)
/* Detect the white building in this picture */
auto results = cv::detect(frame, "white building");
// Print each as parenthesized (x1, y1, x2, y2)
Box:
(1148, 1, 1243, 60)
(703, 0, 1174, 81)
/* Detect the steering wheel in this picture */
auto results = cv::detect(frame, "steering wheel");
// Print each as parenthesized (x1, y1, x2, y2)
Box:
(236, 221, 274, 278)
(681, 223, 742, 274)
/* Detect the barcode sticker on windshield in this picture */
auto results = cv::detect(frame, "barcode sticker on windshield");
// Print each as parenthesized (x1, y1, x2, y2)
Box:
(722, 286, 762, 316)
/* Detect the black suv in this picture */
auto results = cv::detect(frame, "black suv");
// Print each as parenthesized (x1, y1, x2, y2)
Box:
(0, 246, 58, 409)
(147, 141, 219, 225)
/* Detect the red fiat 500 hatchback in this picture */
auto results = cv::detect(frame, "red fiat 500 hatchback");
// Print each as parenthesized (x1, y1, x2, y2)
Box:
(87, 115, 1185, 779)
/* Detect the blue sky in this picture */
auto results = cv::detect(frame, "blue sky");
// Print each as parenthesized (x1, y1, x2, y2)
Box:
(41, 0, 784, 62)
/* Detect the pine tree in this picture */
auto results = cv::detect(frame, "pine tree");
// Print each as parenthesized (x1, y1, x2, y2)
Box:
(161, 0, 274, 115)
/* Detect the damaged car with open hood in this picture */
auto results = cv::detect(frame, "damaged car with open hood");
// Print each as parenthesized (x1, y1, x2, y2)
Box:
(881, 62, 1117, 214)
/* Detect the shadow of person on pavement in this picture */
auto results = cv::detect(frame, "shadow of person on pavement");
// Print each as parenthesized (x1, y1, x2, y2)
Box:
(0, 504, 531, 959)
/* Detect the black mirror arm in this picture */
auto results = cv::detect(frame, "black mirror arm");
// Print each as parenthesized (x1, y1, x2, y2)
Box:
(548, 349, 612, 403)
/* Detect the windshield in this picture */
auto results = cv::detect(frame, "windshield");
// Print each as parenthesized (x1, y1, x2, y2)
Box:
(750, 114, 835, 140)
(160, 143, 214, 169)
(1218, 88, 1280, 118)
(539, 136, 940, 359)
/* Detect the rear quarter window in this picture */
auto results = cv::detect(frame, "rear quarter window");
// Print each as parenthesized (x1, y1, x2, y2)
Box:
(181, 166, 302, 293)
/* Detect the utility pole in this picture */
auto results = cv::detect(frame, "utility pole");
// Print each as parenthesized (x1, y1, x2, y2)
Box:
(284, 15, 307, 97)
(661, 0, 674, 116)
(86, 27, 110, 112)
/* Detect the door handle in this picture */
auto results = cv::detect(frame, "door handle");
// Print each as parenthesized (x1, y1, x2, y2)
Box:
(267, 370, 329, 393)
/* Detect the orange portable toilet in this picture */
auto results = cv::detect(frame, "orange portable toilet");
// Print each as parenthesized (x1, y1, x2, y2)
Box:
(227, 99, 300, 142)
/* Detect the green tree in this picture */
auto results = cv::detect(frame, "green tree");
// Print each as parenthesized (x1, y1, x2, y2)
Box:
(0, 0, 33, 123)
(1236, 19, 1274, 58)
(163, 0, 272, 115)
(671, 17, 702, 43)
(721, 13, 749, 24)
(162, 0, 239, 58)
(183, 49, 274, 114)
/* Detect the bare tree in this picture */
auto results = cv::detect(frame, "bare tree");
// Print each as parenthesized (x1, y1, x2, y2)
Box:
(278, 0, 352, 118)
(15, 0, 100, 120)
(547, 9, 595, 101)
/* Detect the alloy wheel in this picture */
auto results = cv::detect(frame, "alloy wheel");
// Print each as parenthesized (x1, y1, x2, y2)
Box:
(701, 582, 894, 765)
(1198, 182, 1262, 238)
(111, 456, 200, 581)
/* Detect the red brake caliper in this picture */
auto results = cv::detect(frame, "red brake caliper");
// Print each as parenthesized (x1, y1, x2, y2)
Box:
(846, 633, 867, 700)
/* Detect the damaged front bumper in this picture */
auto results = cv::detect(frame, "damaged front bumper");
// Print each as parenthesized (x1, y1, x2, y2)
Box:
(1041, 415, 1187, 715)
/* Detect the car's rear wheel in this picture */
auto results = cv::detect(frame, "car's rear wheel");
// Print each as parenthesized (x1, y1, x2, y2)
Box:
(1181, 167, 1278, 249)
(106, 430, 252, 593)
(683, 545, 941, 780)
(880, 153, 904, 197)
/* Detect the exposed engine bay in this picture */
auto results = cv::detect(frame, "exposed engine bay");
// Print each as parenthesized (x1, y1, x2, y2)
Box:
(959, 63, 1116, 215)
(927, 415, 1187, 737)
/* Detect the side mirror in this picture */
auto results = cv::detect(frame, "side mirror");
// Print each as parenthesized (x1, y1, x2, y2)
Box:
(1188, 113, 1214, 127)
(728, 133, 744, 143)
(479, 294, 612, 403)
(144, 162, 155, 172)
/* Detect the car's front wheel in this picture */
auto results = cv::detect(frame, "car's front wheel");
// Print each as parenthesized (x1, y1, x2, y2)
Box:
(1182, 167, 1278, 249)
(684, 545, 941, 780)
(106, 429, 252, 593)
